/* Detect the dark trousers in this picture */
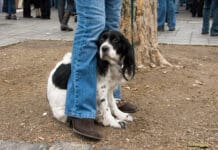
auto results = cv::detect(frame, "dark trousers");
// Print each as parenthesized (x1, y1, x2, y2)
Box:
(23, 0, 40, 17)
(3, 0, 16, 14)
(40, 0, 51, 19)
(23, 0, 33, 17)
(58, 0, 73, 22)
(191, 0, 204, 17)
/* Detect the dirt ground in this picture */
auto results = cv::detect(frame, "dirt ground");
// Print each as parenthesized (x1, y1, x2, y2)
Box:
(0, 41, 217, 150)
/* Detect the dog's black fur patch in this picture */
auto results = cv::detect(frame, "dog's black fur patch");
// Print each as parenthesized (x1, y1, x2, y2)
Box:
(100, 99, 106, 103)
(52, 64, 71, 89)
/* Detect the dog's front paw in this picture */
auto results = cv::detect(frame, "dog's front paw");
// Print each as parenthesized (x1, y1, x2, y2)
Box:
(109, 119, 127, 129)
(125, 114, 133, 122)
(115, 112, 133, 122)
(118, 120, 127, 129)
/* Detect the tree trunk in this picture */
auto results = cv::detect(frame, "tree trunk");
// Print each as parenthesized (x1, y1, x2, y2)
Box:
(120, 0, 172, 68)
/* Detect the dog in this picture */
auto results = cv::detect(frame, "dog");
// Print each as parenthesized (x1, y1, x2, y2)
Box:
(47, 30, 135, 128)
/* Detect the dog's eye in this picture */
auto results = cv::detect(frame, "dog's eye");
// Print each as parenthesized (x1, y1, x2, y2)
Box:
(113, 39, 118, 43)
(99, 38, 104, 43)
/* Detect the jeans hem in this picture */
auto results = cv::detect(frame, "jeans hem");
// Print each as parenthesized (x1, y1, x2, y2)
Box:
(65, 111, 96, 119)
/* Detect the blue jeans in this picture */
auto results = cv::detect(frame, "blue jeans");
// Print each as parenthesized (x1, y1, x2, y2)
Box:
(3, 0, 16, 14)
(175, 0, 180, 13)
(65, 0, 122, 119)
(158, 0, 176, 29)
(202, 0, 218, 34)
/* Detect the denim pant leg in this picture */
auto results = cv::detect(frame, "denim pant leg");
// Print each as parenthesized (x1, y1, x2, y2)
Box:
(8, 0, 16, 14)
(8, 0, 12, 14)
(65, 0, 105, 119)
(175, 0, 180, 13)
(202, 0, 212, 33)
(211, 0, 218, 33)
(105, 0, 122, 100)
(167, 0, 176, 29)
(157, 0, 167, 27)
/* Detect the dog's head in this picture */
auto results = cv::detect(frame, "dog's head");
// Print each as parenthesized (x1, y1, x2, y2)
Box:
(97, 30, 135, 80)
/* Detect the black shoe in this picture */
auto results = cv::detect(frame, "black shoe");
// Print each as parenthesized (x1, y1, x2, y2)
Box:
(201, 31, 209, 35)
(69, 117, 102, 140)
(158, 26, 164, 32)
(24, 15, 33, 18)
(210, 32, 218, 36)
(11, 15, 18, 20)
(61, 25, 73, 31)
(41, 16, 50, 19)
(169, 28, 175, 31)
(5, 15, 11, 20)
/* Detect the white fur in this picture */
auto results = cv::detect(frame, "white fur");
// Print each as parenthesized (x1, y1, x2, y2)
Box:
(47, 53, 71, 123)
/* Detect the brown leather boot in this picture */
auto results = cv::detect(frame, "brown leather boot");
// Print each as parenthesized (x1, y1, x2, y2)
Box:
(69, 117, 102, 140)
(117, 99, 137, 113)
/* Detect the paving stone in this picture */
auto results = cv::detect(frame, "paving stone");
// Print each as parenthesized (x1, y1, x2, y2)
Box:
(0, 140, 47, 150)
(49, 141, 92, 150)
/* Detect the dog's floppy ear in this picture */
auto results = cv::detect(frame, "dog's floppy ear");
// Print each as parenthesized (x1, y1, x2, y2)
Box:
(121, 36, 136, 80)
(96, 30, 109, 48)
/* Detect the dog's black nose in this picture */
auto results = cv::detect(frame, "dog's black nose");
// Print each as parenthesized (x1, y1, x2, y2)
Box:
(102, 46, 109, 52)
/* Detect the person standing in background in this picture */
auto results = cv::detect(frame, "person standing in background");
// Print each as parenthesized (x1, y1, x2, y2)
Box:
(201, 0, 218, 36)
(3, 0, 18, 20)
(34, 0, 41, 18)
(40, 0, 50, 19)
(23, 0, 33, 18)
(157, 0, 176, 31)
(58, 0, 73, 31)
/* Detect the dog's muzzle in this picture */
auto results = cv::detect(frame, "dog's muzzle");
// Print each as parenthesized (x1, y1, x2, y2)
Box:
(100, 45, 110, 59)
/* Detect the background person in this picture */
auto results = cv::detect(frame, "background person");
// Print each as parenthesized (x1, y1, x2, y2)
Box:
(40, 0, 50, 19)
(158, 0, 176, 31)
(58, 0, 73, 31)
(201, 0, 218, 36)
(2, 0, 17, 20)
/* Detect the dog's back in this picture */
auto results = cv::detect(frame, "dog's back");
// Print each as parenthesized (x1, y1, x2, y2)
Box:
(47, 52, 71, 123)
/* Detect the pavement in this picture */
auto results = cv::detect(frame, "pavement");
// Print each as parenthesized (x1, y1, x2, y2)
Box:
(0, 6, 217, 150)
(158, 6, 218, 45)
(0, 8, 75, 47)
(0, 7, 217, 47)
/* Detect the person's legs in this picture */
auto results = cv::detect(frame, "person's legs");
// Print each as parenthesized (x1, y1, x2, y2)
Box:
(65, 0, 105, 120)
(23, 0, 32, 17)
(3, 0, 11, 19)
(157, 0, 167, 30)
(59, 0, 73, 31)
(8, 0, 12, 15)
(58, 0, 65, 22)
(210, 0, 218, 35)
(175, 0, 180, 13)
(105, 0, 137, 113)
(202, 0, 212, 34)
(105, 0, 122, 100)
(65, 0, 106, 140)
(167, 0, 176, 30)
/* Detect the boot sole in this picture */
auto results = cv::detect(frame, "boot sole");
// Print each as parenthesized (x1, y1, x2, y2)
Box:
(73, 128, 102, 140)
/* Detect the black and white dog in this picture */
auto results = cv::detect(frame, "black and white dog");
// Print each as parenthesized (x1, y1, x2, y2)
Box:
(47, 30, 135, 128)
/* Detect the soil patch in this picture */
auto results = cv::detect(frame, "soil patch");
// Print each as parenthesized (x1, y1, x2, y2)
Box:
(0, 41, 217, 150)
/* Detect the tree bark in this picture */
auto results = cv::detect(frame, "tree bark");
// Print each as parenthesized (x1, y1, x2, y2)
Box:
(120, 0, 172, 68)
